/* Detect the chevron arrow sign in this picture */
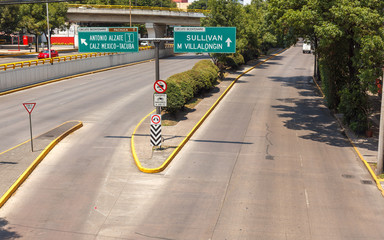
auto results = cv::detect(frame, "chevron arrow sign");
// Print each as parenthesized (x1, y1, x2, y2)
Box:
(150, 124, 162, 146)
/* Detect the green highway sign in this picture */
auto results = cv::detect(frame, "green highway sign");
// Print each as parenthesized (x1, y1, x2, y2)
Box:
(174, 27, 236, 53)
(78, 27, 139, 53)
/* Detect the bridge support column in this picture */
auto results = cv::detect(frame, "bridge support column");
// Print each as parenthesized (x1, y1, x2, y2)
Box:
(145, 23, 167, 47)
(73, 23, 79, 48)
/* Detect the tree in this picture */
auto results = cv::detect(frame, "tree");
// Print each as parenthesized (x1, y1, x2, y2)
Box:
(188, 0, 208, 10)
(0, 5, 21, 34)
(18, 2, 67, 51)
(268, 0, 384, 134)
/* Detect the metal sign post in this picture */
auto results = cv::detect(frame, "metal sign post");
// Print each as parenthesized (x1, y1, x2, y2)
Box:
(23, 103, 36, 152)
(150, 114, 162, 147)
(154, 40, 161, 114)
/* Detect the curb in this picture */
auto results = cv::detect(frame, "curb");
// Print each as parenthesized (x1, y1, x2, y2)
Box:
(0, 121, 83, 208)
(312, 76, 384, 197)
(131, 49, 288, 173)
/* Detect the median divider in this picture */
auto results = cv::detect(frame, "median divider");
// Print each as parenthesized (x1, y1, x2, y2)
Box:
(131, 49, 287, 173)
(0, 121, 83, 208)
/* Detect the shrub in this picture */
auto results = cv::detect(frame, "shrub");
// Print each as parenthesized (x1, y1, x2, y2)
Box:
(193, 60, 219, 85)
(221, 53, 245, 70)
(338, 85, 369, 134)
(188, 69, 212, 91)
(165, 59, 219, 113)
(167, 72, 194, 102)
(164, 80, 185, 114)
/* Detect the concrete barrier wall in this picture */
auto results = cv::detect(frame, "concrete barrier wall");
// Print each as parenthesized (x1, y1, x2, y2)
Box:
(0, 48, 174, 92)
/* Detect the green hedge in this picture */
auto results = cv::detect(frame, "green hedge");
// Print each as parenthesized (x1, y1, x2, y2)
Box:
(164, 59, 219, 113)
(225, 53, 245, 70)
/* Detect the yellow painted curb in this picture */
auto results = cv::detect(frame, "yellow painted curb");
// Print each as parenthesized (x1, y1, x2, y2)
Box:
(131, 49, 287, 173)
(313, 76, 384, 196)
(0, 58, 155, 96)
(0, 121, 83, 208)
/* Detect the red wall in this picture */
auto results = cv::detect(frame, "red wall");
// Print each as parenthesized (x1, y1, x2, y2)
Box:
(51, 36, 74, 45)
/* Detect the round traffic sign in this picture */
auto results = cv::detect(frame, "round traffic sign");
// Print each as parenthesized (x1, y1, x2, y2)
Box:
(154, 80, 167, 94)
(151, 114, 161, 125)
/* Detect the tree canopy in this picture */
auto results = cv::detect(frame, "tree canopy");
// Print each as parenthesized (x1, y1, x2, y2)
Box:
(266, 0, 384, 133)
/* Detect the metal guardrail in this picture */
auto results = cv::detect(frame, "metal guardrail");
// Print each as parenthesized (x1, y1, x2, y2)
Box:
(0, 46, 158, 71)
(68, 4, 209, 14)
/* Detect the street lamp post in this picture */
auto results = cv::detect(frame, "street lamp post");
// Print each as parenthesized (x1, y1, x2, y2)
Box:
(46, 2, 51, 59)
(376, 68, 384, 175)
(129, 0, 132, 27)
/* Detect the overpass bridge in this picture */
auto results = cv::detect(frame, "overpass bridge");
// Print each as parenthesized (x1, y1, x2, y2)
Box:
(67, 4, 207, 45)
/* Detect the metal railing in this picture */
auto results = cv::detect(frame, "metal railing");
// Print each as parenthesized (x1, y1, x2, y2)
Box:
(68, 4, 209, 14)
(0, 45, 159, 71)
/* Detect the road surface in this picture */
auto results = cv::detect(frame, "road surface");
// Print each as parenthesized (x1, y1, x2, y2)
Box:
(1, 47, 384, 239)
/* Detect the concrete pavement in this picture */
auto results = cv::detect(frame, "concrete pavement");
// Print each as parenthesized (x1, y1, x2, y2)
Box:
(132, 49, 384, 195)
(0, 45, 383, 239)
(0, 46, 382, 210)
(0, 121, 82, 208)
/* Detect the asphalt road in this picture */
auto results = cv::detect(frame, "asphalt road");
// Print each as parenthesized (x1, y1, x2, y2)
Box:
(1, 47, 384, 239)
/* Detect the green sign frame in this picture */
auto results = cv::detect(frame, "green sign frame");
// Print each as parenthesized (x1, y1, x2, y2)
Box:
(174, 27, 236, 53)
(78, 27, 139, 53)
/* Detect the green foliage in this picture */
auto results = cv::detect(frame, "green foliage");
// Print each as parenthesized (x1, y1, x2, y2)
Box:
(165, 80, 185, 114)
(188, 0, 208, 10)
(0, 5, 21, 34)
(192, 59, 219, 85)
(18, 3, 67, 36)
(225, 53, 245, 70)
(167, 72, 194, 102)
(269, 0, 384, 134)
(165, 60, 219, 113)
(338, 85, 369, 134)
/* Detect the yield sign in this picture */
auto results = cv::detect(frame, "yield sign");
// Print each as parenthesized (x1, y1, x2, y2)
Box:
(154, 80, 167, 94)
(23, 103, 36, 114)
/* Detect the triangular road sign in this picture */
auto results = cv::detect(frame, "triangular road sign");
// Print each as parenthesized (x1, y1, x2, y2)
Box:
(23, 103, 36, 114)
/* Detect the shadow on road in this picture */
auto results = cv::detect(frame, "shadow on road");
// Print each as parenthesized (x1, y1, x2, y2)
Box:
(270, 75, 362, 148)
(0, 218, 21, 239)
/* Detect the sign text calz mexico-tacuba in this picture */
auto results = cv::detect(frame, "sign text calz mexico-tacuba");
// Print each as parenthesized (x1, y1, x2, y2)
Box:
(174, 27, 236, 53)
(78, 27, 139, 53)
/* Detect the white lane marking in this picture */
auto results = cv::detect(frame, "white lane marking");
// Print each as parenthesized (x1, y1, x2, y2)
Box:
(305, 189, 310, 207)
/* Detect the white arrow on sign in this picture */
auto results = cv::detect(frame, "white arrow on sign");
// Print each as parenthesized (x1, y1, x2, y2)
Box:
(81, 39, 88, 46)
(225, 38, 232, 47)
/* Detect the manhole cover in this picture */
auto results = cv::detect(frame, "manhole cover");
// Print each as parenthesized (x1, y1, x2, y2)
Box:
(361, 180, 373, 185)
(342, 174, 355, 179)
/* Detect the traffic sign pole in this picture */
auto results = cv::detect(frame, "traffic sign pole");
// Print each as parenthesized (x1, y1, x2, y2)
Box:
(23, 103, 36, 152)
(154, 40, 161, 114)
(28, 113, 34, 152)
